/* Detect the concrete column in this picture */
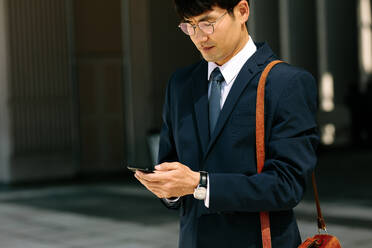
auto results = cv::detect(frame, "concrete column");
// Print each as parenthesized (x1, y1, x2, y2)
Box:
(357, 0, 372, 91)
(316, 0, 358, 146)
(249, 0, 281, 56)
(0, 0, 11, 183)
(279, 0, 318, 76)
(278, 0, 290, 62)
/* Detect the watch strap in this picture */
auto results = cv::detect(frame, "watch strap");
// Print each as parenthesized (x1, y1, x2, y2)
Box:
(199, 171, 208, 187)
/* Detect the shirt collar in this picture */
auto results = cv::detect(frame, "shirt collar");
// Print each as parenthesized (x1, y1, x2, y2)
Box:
(208, 36, 257, 85)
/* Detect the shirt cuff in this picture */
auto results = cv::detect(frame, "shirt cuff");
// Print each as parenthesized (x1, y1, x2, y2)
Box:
(205, 174, 210, 208)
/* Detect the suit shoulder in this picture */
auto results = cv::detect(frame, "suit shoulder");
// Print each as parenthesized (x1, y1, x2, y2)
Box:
(267, 62, 316, 93)
(265, 62, 318, 108)
(269, 62, 315, 83)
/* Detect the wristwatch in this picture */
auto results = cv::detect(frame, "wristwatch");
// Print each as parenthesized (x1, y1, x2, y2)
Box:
(193, 171, 208, 200)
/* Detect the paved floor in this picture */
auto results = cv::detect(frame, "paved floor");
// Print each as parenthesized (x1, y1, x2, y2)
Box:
(0, 181, 371, 248)
(0, 147, 371, 247)
(0, 182, 178, 248)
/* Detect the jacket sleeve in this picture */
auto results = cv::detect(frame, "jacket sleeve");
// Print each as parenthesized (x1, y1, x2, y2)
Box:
(158, 75, 181, 210)
(208, 71, 320, 213)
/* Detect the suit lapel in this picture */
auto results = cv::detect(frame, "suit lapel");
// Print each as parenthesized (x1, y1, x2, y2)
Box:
(191, 61, 210, 155)
(203, 43, 276, 160)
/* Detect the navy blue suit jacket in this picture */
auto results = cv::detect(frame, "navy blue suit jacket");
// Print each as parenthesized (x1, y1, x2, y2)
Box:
(158, 43, 319, 248)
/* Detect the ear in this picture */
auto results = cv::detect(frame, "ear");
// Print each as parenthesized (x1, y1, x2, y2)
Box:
(234, 0, 250, 24)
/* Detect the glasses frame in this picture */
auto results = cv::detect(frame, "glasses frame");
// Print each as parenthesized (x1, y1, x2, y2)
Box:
(178, 11, 228, 36)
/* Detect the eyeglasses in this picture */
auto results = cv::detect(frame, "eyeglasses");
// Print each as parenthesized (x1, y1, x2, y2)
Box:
(178, 11, 228, 36)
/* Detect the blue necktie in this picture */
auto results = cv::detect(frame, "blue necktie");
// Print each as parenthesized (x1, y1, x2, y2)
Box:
(209, 67, 224, 135)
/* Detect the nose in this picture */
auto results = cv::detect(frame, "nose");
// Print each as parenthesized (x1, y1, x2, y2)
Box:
(193, 27, 208, 43)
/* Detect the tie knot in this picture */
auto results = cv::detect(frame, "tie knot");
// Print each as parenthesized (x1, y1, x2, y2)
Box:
(210, 67, 224, 84)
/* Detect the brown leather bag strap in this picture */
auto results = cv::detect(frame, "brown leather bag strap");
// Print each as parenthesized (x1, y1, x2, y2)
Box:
(256, 60, 284, 174)
(256, 60, 327, 248)
(256, 60, 284, 248)
(312, 172, 327, 231)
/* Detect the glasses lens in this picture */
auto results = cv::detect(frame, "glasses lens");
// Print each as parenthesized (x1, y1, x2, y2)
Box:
(199, 22, 214, 34)
(179, 23, 194, 35)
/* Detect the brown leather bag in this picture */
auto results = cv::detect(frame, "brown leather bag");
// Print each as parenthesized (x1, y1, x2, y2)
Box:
(297, 173, 342, 248)
(256, 60, 342, 248)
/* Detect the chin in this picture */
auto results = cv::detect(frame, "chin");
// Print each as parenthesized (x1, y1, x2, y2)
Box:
(200, 53, 218, 63)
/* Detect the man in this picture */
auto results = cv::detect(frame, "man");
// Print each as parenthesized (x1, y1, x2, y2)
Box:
(135, 0, 319, 247)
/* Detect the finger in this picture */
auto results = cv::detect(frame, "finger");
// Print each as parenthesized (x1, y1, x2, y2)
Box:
(140, 181, 174, 199)
(138, 170, 173, 183)
(136, 175, 164, 190)
(134, 173, 144, 182)
(136, 176, 171, 197)
(136, 171, 163, 182)
(135, 173, 175, 198)
(155, 162, 181, 171)
(135, 174, 155, 188)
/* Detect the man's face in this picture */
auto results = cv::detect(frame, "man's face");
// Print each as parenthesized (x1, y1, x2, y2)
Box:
(185, 5, 248, 65)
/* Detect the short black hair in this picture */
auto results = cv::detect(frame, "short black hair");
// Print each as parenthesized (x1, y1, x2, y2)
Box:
(174, 0, 249, 20)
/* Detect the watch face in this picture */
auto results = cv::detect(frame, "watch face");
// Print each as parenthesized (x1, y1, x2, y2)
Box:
(194, 186, 207, 200)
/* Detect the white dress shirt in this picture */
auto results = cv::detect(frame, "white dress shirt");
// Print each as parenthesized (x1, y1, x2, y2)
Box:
(165, 36, 257, 208)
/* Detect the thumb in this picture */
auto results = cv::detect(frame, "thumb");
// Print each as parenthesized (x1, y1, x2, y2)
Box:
(155, 162, 179, 171)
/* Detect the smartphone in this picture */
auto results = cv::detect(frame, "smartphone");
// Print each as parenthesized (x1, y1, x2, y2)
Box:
(127, 166, 154, 173)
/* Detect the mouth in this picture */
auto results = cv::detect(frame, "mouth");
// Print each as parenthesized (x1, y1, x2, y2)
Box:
(201, 46, 214, 52)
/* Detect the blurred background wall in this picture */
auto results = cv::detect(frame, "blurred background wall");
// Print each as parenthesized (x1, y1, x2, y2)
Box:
(0, 0, 371, 184)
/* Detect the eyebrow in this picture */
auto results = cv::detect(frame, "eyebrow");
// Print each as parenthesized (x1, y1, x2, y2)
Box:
(199, 14, 214, 22)
(185, 13, 215, 24)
